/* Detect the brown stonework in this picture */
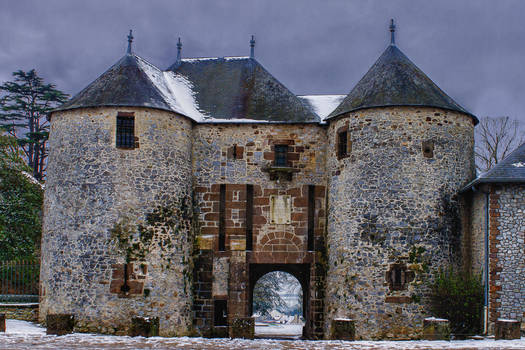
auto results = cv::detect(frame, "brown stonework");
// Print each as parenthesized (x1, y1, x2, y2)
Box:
(385, 296, 412, 304)
(495, 319, 520, 340)
(46, 314, 74, 335)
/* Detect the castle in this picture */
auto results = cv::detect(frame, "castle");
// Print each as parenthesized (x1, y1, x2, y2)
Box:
(39, 22, 525, 339)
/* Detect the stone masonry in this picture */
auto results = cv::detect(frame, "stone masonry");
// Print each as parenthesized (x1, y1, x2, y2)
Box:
(488, 185, 525, 326)
(40, 107, 194, 336)
(325, 107, 475, 339)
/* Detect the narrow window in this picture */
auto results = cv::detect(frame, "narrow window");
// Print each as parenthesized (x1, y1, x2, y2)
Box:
(274, 145, 288, 167)
(214, 300, 228, 326)
(307, 185, 315, 251)
(422, 141, 434, 158)
(116, 114, 135, 149)
(246, 184, 253, 251)
(218, 184, 226, 251)
(337, 129, 350, 159)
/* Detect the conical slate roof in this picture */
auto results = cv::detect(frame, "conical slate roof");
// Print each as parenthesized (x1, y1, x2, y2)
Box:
(327, 45, 477, 124)
(170, 57, 319, 123)
(54, 53, 173, 113)
(462, 143, 525, 191)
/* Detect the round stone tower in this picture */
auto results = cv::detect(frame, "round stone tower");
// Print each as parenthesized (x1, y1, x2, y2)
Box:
(40, 41, 195, 336)
(324, 31, 477, 339)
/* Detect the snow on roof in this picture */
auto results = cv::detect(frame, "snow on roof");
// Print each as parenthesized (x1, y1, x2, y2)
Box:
(137, 56, 208, 122)
(298, 95, 345, 121)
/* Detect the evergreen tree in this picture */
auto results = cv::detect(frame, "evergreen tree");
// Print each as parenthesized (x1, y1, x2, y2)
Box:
(0, 70, 68, 181)
(0, 134, 44, 260)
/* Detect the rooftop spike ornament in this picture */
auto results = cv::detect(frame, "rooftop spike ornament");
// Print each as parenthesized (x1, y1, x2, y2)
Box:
(176, 37, 182, 65)
(250, 35, 255, 59)
(127, 29, 134, 54)
(389, 19, 396, 46)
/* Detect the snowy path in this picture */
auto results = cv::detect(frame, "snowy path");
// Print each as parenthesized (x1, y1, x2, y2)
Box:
(2, 320, 525, 349)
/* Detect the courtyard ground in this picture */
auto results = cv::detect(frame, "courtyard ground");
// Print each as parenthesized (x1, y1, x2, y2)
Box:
(2, 319, 525, 349)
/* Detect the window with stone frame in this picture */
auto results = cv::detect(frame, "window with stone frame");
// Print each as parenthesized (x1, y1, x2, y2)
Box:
(116, 113, 136, 149)
(274, 144, 288, 167)
(386, 263, 414, 291)
(337, 126, 351, 159)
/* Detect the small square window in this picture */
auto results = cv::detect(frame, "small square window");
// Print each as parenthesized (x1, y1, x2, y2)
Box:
(274, 145, 288, 167)
(116, 114, 135, 149)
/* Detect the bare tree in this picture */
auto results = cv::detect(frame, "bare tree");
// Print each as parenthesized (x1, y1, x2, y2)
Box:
(475, 116, 525, 173)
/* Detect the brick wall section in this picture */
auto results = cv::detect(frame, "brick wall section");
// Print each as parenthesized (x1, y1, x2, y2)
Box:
(192, 124, 327, 338)
(488, 184, 525, 329)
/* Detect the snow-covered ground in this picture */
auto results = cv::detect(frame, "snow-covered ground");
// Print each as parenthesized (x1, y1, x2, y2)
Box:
(2, 319, 525, 349)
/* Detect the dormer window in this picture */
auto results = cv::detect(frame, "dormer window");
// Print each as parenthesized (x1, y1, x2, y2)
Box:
(274, 145, 288, 167)
(116, 113, 136, 149)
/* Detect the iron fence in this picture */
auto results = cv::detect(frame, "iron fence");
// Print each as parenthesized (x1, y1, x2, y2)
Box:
(0, 259, 40, 296)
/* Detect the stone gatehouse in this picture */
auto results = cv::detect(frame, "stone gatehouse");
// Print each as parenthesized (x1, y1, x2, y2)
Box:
(40, 22, 516, 340)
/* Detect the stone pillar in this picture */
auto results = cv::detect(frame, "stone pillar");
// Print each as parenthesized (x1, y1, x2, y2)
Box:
(495, 319, 520, 340)
(330, 319, 356, 340)
(422, 317, 450, 340)
(46, 314, 74, 335)
(229, 317, 254, 339)
(130, 316, 159, 337)
(0, 313, 5, 332)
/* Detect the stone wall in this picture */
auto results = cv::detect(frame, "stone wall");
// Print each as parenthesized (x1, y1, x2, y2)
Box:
(467, 189, 487, 276)
(488, 184, 525, 328)
(192, 123, 327, 338)
(40, 107, 194, 336)
(325, 106, 475, 339)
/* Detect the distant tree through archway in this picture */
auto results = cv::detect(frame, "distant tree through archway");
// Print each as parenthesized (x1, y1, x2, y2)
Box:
(252, 271, 304, 339)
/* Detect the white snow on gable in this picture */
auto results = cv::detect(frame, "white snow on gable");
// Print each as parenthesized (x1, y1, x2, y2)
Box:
(512, 162, 525, 167)
(298, 95, 345, 121)
(163, 71, 209, 122)
(136, 56, 208, 122)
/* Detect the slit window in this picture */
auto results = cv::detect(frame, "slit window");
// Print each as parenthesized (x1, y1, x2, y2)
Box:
(274, 145, 288, 167)
(116, 114, 135, 149)
(218, 184, 226, 251)
(337, 129, 350, 159)
(422, 141, 434, 158)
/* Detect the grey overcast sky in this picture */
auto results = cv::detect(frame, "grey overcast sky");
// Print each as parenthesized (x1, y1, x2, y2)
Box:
(1, 0, 524, 122)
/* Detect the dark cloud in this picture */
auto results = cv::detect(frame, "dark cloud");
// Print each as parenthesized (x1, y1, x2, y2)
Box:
(1, 0, 524, 122)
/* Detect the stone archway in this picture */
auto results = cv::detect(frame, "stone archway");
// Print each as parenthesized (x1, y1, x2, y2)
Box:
(249, 264, 310, 338)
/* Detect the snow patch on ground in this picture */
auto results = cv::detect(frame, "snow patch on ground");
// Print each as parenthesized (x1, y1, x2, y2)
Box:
(3, 320, 525, 349)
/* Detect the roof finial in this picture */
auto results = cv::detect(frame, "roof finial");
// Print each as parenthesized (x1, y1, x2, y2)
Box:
(127, 29, 134, 54)
(250, 35, 255, 59)
(389, 19, 396, 46)
(176, 37, 182, 65)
